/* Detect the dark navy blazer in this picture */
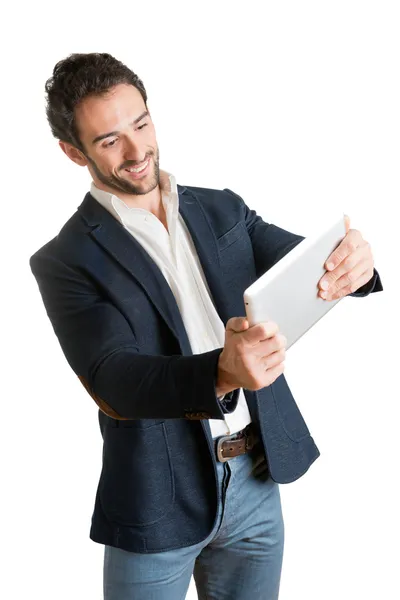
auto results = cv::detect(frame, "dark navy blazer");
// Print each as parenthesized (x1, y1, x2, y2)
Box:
(29, 184, 383, 552)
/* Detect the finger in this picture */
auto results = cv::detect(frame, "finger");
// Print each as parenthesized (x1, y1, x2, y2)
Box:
(257, 334, 287, 357)
(319, 243, 369, 291)
(324, 229, 362, 272)
(348, 268, 375, 294)
(246, 322, 280, 346)
(323, 264, 373, 300)
(264, 361, 285, 385)
(262, 348, 286, 371)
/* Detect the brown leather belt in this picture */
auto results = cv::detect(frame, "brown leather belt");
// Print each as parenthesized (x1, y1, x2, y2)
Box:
(215, 423, 259, 462)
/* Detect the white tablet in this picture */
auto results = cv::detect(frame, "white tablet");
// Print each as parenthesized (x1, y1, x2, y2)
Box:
(243, 213, 347, 350)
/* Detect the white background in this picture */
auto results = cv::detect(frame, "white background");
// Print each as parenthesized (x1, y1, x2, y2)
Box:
(2, 1, 398, 598)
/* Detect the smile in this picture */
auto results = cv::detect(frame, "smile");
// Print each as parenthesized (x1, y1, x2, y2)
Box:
(125, 159, 150, 174)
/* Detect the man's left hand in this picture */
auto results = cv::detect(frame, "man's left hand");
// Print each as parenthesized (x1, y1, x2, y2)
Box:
(318, 215, 375, 301)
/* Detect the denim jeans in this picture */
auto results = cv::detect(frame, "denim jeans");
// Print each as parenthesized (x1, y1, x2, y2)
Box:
(103, 438, 285, 599)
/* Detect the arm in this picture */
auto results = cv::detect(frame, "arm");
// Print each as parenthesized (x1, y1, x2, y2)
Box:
(30, 252, 227, 421)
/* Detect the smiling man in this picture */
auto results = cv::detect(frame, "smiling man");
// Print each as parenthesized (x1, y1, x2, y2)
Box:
(58, 81, 167, 228)
(30, 53, 383, 600)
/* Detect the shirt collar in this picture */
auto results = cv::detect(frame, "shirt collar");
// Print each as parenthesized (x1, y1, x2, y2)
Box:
(89, 168, 178, 225)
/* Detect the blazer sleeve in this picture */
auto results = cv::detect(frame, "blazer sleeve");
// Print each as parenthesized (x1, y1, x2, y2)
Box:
(224, 188, 383, 298)
(29, 251, 228, 422)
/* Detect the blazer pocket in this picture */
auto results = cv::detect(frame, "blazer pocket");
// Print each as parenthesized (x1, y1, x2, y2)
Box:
(217, 222, 245, 251)
(101, 422, 174, 527)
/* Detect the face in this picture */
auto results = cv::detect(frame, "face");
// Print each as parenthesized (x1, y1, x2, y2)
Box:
(62, 83, 160, 199)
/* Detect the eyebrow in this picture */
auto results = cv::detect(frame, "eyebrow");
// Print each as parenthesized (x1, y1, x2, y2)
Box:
(91, 110, 149, 145)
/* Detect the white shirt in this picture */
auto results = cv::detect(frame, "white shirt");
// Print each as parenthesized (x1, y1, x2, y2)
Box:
(89, 169, 252, 437)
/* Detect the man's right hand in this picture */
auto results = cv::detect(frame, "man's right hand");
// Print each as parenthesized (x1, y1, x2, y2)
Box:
(216, 317, 287, 395)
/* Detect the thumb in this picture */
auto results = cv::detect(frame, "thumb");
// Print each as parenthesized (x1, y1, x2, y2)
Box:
(226, 316, 249, 333)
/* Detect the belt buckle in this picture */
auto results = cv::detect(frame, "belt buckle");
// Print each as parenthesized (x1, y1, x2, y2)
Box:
(216, 434, 233, 462)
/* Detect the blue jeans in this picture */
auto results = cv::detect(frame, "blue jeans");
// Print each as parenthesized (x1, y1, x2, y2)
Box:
(103, 438, 285, 599)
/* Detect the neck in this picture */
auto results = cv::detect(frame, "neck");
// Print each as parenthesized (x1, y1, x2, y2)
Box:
(94, 180, 163, 212)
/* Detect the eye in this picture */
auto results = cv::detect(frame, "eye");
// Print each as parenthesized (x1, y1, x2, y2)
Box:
(104, 139, 118, 148)
(137, 123, 148, 130)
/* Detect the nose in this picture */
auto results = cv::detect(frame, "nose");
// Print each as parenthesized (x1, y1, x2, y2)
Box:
(123, 135, 146, 165)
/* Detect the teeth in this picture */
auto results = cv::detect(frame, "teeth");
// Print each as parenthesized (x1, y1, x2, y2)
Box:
(127, 160, 149, 173)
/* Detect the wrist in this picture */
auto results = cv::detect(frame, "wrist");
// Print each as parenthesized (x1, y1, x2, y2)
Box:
(216, 354, 237, 396)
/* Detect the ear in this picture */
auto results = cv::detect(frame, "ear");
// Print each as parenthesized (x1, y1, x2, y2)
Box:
(59, 140, 88, 167)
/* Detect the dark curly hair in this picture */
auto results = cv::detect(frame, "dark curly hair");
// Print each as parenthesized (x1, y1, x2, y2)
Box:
(45, 52, 148, 152)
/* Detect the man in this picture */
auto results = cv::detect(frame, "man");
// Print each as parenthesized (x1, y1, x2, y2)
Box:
(30, 53, 383, 600)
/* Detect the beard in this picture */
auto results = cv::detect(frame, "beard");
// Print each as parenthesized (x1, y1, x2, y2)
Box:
(86, 147, 160, 196)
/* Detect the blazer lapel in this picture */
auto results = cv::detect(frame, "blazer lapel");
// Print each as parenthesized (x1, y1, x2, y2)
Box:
(78, 190, 192, 354)
(178, 188, 230, 323)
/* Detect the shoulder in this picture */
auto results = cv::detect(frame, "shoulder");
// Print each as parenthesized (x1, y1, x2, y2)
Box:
(29, 208, 91, 271)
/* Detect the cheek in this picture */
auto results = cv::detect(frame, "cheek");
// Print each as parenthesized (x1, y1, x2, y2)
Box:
(146, 125, 157, 145)
(99, 154, 123, 175)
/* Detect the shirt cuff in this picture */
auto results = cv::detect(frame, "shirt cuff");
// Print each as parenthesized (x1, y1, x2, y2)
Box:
(217, 388, 241, 414)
